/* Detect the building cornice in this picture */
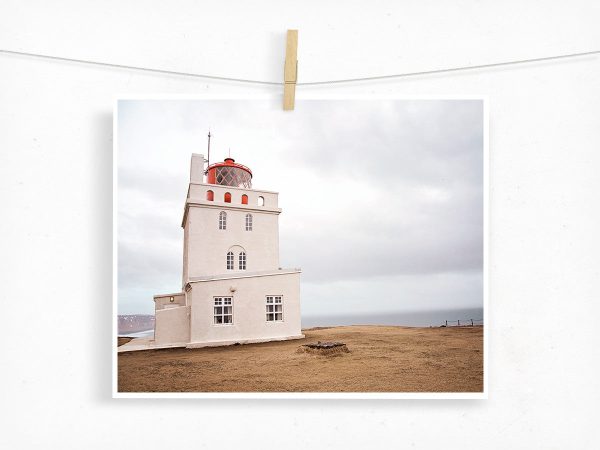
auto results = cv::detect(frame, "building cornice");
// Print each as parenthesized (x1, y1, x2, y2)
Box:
(189, 182, 279, 195)
(184, 268, 301, 288)
(181, 201, 281, 228)
(153, 292, 185, 301)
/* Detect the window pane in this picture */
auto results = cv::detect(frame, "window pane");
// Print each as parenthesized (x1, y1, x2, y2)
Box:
(214, 316, 222, 324)
(224, 315, 232, 324)
(215, 306, 222, 314)
(275, 305, 282, 312)
(275, 313, 283, 321)
(267, 313, 274, 321)
(224, 306, 232, 314)
(266, 305, 273, 312)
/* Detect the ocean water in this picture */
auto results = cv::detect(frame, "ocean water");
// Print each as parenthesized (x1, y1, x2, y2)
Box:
(119, 308, 484, 336)
(120, 329, 154, 338)
(301, 308, 484, 328)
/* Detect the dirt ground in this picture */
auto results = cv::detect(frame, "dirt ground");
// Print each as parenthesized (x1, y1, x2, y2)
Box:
(118, 337, 133, 347)
(118, 325, 483, 393)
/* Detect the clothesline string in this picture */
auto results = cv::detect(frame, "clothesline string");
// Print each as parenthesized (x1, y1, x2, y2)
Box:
(0, 48, 598, 86)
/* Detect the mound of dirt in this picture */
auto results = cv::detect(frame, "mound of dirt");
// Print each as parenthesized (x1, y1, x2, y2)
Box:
(297, 341, 350, 356)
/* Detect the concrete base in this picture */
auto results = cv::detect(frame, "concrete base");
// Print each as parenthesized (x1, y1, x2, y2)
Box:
(118, 334, 305, 353)
(186, 334, 305, 349)
(118, 338, 187, 353)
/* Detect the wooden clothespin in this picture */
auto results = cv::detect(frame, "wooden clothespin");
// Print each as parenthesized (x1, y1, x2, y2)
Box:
(283, 29, 298, 110)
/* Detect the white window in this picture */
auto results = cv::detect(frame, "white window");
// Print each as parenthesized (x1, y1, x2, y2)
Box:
(239, 252, 246, 270)
(219, 211, 227, 230)
(226, 251, 234, 270)
(266, 296, 283, 321)
(245, 213, 253, 231)
(214, 297, 233, 324)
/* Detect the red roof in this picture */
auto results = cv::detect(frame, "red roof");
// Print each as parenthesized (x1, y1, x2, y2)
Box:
(206, 157, 253, 176)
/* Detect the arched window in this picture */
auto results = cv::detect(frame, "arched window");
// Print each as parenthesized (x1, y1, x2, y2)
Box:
(258, 196, 265, 206)
(206, 190, 214, 201)
(238, 252, 246, 270)
(245, 213, 253, 231)
(219, 211, 227, 230)
(224, 192, 232, 203)
(241, 194, 248, 205)
(226, 252, 234, 270)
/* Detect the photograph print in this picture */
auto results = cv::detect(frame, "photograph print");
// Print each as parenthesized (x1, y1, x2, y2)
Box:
(115, 98, 486, 396)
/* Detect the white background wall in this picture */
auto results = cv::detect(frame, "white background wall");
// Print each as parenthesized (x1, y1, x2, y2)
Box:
(1, 1, 599, 449)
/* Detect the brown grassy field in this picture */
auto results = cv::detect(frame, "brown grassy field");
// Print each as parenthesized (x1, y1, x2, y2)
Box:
(118, 325, 483, 393)
(118, 337, 133, 347)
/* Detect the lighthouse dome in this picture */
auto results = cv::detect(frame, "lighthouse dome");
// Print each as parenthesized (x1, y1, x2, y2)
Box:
(206, 157, 253, 188)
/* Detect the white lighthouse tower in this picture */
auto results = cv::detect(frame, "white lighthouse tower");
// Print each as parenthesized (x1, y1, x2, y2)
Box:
(149, 148, 303, 349)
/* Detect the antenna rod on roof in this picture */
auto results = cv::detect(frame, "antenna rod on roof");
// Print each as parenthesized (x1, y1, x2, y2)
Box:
(205, 129, 211, 175)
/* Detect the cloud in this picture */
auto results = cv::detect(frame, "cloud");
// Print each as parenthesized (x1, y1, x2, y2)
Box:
(117, 99, 483, 316)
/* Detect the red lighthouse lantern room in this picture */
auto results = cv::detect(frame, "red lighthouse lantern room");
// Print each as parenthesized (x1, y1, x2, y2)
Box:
(206, 157, 253, 189)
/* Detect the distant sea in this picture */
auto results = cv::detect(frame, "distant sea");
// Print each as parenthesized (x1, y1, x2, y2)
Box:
(120, 329, 154, 338)
(119, 308, 484, 337)
(302, 308, 484, 328)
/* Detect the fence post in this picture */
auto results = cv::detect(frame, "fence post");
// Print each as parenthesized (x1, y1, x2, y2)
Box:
(471, 319, 474, 326)
(458, 320, 460, 326)
(445, 320, 447, 327)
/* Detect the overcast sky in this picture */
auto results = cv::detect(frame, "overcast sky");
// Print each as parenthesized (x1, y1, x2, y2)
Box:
(117, 99, 484, 317)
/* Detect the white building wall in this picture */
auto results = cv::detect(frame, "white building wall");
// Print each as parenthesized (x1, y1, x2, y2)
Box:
(188, 183, 279, 209)
(182, 198, 281, 283)
(188, 271, 302, 346)
(189, 153, 206, 184)
(182, 220, 189, 287)
(154, 292, 185, 311)
(155, 305, 191, 345)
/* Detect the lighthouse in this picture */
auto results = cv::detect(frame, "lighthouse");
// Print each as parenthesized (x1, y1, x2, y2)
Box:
(151, 151, 303, 348)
